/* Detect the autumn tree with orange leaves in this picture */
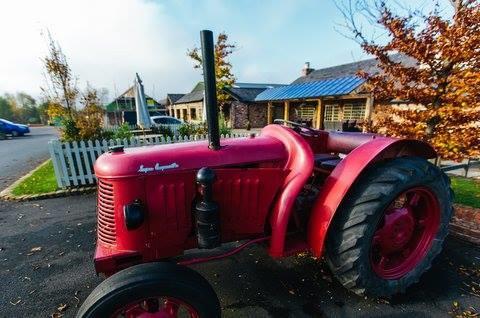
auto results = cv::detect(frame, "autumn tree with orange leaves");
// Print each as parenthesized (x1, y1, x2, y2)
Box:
(187, 32, 236, 111)
(338, 0, 480, 160)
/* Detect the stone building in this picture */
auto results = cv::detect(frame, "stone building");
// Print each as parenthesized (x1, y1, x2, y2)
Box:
(168, 82, 204, 122)
(167, 82, 284, 129)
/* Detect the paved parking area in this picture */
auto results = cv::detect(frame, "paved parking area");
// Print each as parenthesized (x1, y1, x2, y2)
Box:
(0, 126, 58, 191)
(0, 194, 479, 318)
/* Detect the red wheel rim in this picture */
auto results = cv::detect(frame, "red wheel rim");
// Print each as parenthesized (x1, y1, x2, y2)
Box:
(112, 296, 200, 318)
(369, 187, 440, 280)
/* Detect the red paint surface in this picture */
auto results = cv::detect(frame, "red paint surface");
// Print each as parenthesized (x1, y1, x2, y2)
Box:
(93, 124, 436, 275)
(95, 136, 286, 178)
(307, 138, 436, 257)
(370, 187, 440, 279)
(93, 132, 289, 273)
(114, 296, 200, 317)
(261, 125, 314, 257)
(178, 237, 269, 266)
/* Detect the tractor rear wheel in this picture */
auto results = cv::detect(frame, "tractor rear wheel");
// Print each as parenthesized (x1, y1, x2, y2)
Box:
(326, 157, 453, 296)
(77, 262, 221, 318)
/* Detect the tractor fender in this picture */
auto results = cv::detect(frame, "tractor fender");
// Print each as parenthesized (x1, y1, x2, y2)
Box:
(307, 137, 436, 257)
(261, 125, 314, 258)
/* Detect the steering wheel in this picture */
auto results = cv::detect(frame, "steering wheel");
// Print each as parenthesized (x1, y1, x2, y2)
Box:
(273, 119, 318, 135)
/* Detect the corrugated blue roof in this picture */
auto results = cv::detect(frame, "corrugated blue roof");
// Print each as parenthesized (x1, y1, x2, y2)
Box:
(255, 76, 365, 101)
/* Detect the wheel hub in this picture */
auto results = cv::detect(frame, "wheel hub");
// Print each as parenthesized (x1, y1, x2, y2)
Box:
(370, 187, 441, 280)
(117, 297, 199, 318)
(377, 207, 415, 253)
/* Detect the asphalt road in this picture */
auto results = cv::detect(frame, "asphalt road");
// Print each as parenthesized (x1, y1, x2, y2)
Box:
(0, 126, 59, 191)
(0, 194, 479, 318)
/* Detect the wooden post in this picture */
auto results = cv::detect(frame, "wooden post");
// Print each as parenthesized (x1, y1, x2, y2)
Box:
(362, 96, 374, 132)
(315, 99, 324, 129)
(365, 95, 374, 120)
(284, 101, 290, 124)
(267, 102, 273, 124)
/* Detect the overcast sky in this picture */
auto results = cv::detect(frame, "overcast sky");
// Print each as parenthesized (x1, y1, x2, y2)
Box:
(0, 0, 449, 102)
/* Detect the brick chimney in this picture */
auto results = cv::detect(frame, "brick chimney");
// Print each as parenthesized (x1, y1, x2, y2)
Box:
(302, 62, 314, 76)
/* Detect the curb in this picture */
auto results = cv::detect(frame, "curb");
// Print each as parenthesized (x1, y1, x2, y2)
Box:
(0, 160, 96, 201)
(0, 186, 97, 202)
(449, 204, 480, 245)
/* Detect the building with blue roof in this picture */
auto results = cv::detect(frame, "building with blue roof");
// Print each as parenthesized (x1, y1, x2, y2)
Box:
(165, 54, 414, 130)
(255, 54, 414, 130)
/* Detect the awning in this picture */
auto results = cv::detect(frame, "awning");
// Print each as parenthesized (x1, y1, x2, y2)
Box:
(255, 76, 365, 102)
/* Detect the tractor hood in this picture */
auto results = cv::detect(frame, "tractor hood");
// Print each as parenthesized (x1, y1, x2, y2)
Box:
(94, 135, 287, 179)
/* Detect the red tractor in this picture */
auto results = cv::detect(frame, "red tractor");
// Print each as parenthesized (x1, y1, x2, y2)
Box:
(78, 31, 453, 318)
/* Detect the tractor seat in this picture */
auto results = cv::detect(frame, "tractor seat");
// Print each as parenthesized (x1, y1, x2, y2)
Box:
(313, 154, 342, 172)
(314, 153, 340, 167)
(319, 159, 342, 171)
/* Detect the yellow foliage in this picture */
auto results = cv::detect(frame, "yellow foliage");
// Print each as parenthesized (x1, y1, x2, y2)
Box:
(358, 1, 480, 160)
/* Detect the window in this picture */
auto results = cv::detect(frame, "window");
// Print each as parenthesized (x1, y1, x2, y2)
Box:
(297, 106, 316, 120)
(324, 104, 341, 121)
(176, 109, 181, 119)
(343, 103, 366, 120)
(190, 108, 197, 120)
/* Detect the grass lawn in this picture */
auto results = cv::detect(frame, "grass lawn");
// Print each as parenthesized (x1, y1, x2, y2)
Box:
(450, 176, 480, 208)
(11, 160, 58, 196)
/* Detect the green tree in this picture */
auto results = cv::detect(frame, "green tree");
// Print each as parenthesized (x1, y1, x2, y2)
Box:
(74, 86, 105, 140)
(40, 34, 106, 140)
(15, 92, 40, 123)
(0, 96, 14, 120)
(187, 32, 236, 111)
(41, 33, 78, 119)
(37, 101, 50, 124)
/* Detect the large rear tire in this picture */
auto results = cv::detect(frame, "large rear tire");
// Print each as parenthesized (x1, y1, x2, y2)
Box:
(77, 262, 221, 318)
(326, 157, 453, 296)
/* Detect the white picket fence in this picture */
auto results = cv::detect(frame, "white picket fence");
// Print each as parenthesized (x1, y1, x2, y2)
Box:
(104, 123, 182, 136)
(48, 133, 249, 188)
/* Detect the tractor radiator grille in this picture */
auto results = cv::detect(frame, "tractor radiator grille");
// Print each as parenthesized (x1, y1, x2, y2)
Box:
(97, 179, 116, 245)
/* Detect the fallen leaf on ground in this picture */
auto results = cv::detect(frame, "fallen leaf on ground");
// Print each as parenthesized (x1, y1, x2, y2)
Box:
(9, 299, 21, 306)
(57, 303, 68, 312)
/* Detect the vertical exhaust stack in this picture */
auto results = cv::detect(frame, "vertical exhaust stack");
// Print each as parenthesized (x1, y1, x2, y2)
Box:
(200, 30, 221, 150)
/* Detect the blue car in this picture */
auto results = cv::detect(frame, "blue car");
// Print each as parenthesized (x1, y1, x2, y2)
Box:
(0, 118, 30, 136)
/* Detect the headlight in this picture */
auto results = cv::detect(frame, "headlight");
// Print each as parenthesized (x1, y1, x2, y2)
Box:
(123, 200, 146, 230)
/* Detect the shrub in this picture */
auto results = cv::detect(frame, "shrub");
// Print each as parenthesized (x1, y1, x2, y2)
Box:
(219, 113, 232, 136)
(151, 125, 174, 138)
(100, 129, 115, 140)
(112, 123, 133, 140)
(60, 118, 80, 142)
(178, 122, 201, 137)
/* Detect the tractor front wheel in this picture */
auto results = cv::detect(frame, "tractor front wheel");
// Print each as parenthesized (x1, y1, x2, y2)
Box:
(77, 262, 221, 318)
(326, 157, 453, 296)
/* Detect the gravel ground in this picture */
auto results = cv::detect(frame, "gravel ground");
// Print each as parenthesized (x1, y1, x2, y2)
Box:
(0, 194, 479, 318)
